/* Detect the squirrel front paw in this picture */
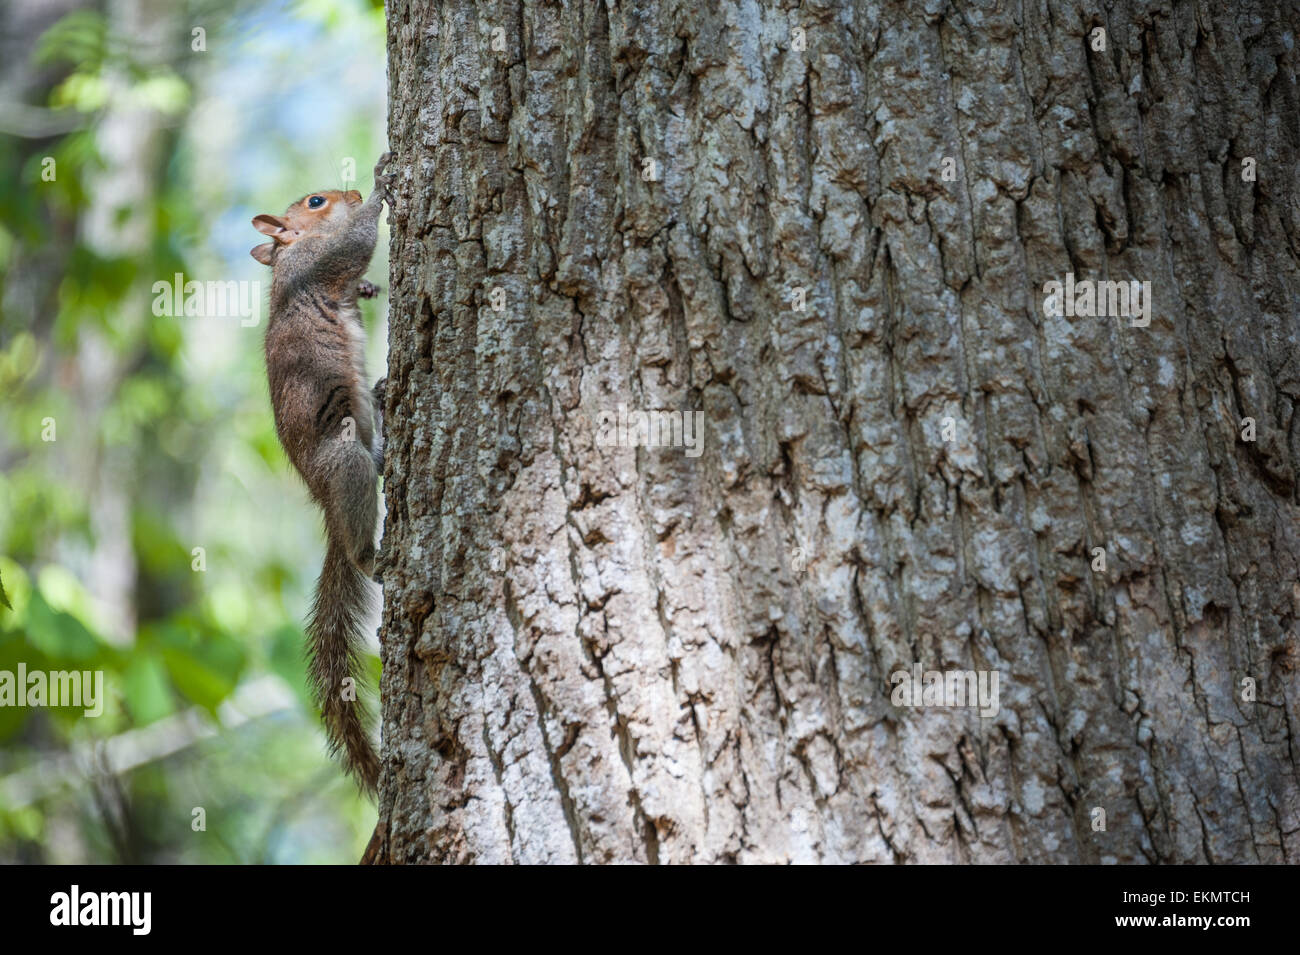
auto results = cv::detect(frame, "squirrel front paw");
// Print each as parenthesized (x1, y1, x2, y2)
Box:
(373, 152, 394, 201)
(358, 280, 381, 299)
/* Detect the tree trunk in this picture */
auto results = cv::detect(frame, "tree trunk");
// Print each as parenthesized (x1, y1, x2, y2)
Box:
(370, 0, 1300, 863)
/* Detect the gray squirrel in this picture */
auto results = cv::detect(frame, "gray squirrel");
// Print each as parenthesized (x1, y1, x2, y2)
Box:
(249, 152, 393, 794)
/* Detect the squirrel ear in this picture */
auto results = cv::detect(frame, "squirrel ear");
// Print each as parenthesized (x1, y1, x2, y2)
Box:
(252, 213, 287, 237)
(250, 242, 276, 265)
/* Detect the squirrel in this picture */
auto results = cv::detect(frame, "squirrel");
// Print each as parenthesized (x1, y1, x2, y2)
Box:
(249, 152, 393, 796)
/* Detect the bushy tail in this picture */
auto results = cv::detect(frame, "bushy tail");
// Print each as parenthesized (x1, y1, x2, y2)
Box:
(306, 539, 380, 795)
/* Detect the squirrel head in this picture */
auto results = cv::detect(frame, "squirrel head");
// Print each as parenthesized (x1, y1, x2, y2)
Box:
(250, 189, 364, 266)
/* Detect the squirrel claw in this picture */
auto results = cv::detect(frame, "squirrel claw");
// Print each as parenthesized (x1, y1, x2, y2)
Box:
(373, 152, 394, 199)
(358, 280, 381, 299)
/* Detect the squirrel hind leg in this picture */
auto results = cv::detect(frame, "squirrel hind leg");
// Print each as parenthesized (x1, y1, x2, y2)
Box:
(315, 437, 379, 574)
(355, 543, 376, 579)
(369, 377, 387, 474)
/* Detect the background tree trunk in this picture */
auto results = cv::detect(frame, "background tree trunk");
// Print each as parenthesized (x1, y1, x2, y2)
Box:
(370, 0, 1300, 863)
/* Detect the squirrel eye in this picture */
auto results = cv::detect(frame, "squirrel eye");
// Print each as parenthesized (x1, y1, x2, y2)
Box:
(307, 195, 325, 209)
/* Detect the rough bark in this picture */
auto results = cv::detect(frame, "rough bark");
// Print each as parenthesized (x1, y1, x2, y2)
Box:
(370, 0, 1300, 863)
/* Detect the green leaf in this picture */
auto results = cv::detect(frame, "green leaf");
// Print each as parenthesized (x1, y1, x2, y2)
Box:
(24, 592, 101, 662)
(35, 10, 108, 69)
(156, 624, 245, 713)
(267, 623, 311, 709)
(0, 567, 9, 610)
(122, 653, 173, 725)
(0, 639, 46, 740)
(161, 647, 233, 714)
(0, 558, 29, 620)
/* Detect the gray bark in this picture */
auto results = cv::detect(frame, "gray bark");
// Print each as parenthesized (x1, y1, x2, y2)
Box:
(370, 0, 1300, 863)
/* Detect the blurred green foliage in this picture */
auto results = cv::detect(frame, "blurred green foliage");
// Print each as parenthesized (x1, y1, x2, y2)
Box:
(0, 0, 388, 863)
